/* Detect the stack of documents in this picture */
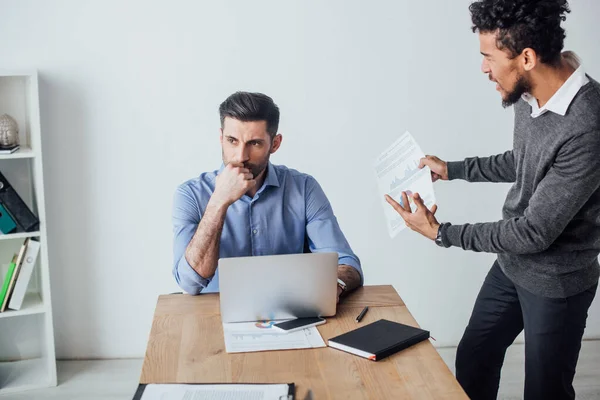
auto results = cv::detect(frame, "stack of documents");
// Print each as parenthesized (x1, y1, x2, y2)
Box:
(222, 321, 326, 353)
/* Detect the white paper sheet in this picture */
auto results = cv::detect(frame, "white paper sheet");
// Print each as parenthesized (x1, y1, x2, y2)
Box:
(139, 383, 291, 400)
(222, 321, 326, 353)
(374, 131, 436, 238)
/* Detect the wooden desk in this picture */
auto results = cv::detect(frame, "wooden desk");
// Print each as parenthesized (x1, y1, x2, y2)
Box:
(140, 285, 467, 399)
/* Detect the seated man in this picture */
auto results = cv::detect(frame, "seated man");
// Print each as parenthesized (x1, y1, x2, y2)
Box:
(172, 91, 363, 301)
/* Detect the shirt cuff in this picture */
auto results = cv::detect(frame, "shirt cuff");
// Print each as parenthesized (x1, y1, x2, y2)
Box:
(175, 255, 210, 295)
(447, 161, 466, 181)
(339, 256, 364, 285)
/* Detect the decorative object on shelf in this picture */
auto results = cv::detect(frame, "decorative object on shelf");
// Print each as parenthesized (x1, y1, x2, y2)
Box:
(0, 114, 20, 148)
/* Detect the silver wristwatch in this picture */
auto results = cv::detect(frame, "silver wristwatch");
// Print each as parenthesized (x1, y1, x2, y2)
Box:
(337, 278, 347, 294)
(435, 223, 449, 247)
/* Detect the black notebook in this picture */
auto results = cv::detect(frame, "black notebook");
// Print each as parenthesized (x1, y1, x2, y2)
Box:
(328, 319, 430, 361)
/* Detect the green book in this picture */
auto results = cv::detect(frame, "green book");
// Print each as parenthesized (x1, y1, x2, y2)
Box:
(0, 255, 17, 310)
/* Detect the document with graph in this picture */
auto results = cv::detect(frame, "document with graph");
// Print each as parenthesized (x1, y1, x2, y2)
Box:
(222, 321, 326, 353)
(374, 131, 436, 238)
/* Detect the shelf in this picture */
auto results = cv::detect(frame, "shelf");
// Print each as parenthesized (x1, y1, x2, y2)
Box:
(0, 70, 37, 78)
(0, 70, 56, 394)
(0, 358, 50, 395)
(0, 231, 40, 241)
(0, 147, 35, 160)
(0, 293, 46, 319)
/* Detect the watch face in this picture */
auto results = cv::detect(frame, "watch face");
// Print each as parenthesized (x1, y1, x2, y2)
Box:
(435, 231, 446, 247)
(435, 225, 444, 246)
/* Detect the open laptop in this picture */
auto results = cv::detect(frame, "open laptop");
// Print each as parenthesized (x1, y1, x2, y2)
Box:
(219, 252, 338, 323)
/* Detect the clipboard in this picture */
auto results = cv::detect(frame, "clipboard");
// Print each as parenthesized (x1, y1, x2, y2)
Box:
(133, 383, 295, 400)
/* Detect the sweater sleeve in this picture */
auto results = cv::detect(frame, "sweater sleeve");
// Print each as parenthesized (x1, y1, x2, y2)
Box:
(447, 150, 516, 183)
(442, 131, 600, 254)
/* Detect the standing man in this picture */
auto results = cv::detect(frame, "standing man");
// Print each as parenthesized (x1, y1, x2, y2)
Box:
(386, 1, 599, 399)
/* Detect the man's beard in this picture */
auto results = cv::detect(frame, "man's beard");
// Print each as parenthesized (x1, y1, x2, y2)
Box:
(243, 159, 269, 178)
(502, 74, 531, 108)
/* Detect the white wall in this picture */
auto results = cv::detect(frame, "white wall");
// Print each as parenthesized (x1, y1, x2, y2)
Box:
(1, 0, 599, 358)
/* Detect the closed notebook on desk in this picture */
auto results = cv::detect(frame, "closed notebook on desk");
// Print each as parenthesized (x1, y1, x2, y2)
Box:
(328, 319, 430, 361)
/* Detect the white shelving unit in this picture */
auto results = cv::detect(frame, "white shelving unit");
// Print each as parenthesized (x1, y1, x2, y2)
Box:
(0, 71, 57, 394)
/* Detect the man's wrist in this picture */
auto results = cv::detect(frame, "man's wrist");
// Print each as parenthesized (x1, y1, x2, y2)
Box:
(430, 223, 441, 241)
(207, 196, 230, 213)
(337, 265, 361, 293)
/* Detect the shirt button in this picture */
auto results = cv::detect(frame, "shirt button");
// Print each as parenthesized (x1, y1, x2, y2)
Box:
(253, 229, 258, 235)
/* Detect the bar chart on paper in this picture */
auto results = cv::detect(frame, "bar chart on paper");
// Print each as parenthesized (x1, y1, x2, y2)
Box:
(389, 161, 421, 192)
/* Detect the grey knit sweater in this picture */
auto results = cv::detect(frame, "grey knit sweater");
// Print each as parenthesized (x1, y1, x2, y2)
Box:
(442, 78, 600, 298)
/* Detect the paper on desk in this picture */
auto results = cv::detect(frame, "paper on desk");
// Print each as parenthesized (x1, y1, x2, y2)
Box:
(139, 383, 291, 400)
(223, 321, 326, 353)
(374, 131, 436, 238)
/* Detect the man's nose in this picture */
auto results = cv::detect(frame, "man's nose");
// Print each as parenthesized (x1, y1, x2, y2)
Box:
(234, 145, 249, 162)
(481, 59, 491, 74)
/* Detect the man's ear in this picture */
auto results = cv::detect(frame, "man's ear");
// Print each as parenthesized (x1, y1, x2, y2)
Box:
(270, 134, 283, 154)
(219, 128, 224, 144)
(521, 48, 538, 72)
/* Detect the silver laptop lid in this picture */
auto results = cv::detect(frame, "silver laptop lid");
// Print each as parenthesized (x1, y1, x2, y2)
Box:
(219, 252, 338, 323)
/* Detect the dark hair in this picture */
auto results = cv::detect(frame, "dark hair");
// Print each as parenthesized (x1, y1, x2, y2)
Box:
(219, 92, 280, 139)
(469, 0, 571, 66)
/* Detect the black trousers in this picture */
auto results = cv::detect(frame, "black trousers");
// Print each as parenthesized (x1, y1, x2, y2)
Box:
(456, 262, 597, 400)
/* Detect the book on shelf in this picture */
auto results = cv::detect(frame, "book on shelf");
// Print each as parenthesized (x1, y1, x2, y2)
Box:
(9, 239, 40, 310)
(0, 238, 30, 312)
(0, 144, 20, 154)
(0, 203, 17, 234)
(0, 171, 40, 232)
(0, 254, 18, 309)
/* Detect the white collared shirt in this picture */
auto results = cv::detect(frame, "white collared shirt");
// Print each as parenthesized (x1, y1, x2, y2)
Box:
(522, 51, 590, 118)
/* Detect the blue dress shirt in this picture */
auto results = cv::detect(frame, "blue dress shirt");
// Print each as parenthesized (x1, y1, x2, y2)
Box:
(172, 163, 362, 294)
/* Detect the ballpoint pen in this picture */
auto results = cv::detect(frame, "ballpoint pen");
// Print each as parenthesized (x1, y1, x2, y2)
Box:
(356, 306, 369, 323)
